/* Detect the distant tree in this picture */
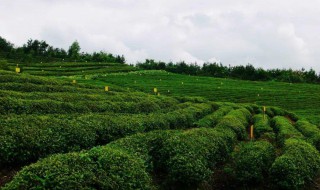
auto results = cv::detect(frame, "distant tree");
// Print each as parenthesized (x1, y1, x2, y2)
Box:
(68, 41, 81, 60)
(0, 36, 13, 52)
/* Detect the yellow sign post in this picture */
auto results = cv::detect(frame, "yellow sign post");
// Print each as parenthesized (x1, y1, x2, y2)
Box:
(105, 86, 109, 92)
(15, 64, 20, 73)
(263, 106, 266, 119)
(72, 80, 76, 84)
(153, 88, 158, 93)
(250, 125, 254, 140)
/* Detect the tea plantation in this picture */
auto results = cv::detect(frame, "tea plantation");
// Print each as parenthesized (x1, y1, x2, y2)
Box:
(78, 70, 320, 125)
(1, 61, 320, 189)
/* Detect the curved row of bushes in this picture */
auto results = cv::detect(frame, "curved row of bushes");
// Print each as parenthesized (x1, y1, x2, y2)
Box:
(295, 120, 320, 151)
(9, 62, 118, 68)
(3, 125, 237, 189)
(230, 141, 276, 183)
(215, 108, 252, 140)
(270, 138, 320, 189)
(0, 73, 64, 85)
(253, 114, 273, 138)
(0, 95, 179, 115)
(3, 147, 153, 190)
(195, 105, 233, 128)
(3, 105, 253, 189)
(4, 105, 320, 189)
(271, 116, 303, 147)
(266, 107, 299, 122)
(0, 82, 96, 93)
(0, 103, 216, 166)
(24, 66, 137, 76)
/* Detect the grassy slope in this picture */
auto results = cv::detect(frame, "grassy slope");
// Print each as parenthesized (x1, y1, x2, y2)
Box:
(73, 70, 320, 125)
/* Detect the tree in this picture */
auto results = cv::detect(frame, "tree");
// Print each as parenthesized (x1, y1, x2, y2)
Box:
(0, 36, 13, 52)
(68, 41, 81, 60)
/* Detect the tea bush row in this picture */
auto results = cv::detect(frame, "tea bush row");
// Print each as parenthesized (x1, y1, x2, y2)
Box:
(271, 116, 303, 147)
(3, 147, 153, 190)
(215, 108, 252, 140)
(253, 114, 273, 138)
(0, 103, 215, 165)
(295, 120, 320, 151)
(270, 138, 320, 189)
(230, 141, 276, 183)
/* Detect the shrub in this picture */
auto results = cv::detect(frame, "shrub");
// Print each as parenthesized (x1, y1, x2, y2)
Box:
(253, 114, 273, 138)
(0, 102, 213, 165)
(215, 108, 251, 140)
(271, 116, 303, 147)
(160, 128, 236, 186)
(266, 107, 299, 121)
(109, 130, 180, 172)
(295, 120, 320, 151)
(231, 141, 276, 183)
(3, 147, 153, 190)
(195, 106, 233, 128)
(242, 103, 262, 114)
(270, 138, 320, 189)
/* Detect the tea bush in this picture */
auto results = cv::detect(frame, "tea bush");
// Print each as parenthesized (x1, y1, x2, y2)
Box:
(3, 147, 153, 190)
(270, 138, 320, 189)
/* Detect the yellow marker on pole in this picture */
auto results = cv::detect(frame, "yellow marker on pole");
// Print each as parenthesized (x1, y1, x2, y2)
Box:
(105, 86, 109, 92)
(263, 106, 266, 120)
(153, 88, 158, 93)
(250, 125, 254, 140)
(72, 80, 76, 84)
(15, 65, 20, 73)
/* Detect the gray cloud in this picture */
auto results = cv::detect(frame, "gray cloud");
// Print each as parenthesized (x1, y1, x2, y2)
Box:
(1, 0, 320, 71)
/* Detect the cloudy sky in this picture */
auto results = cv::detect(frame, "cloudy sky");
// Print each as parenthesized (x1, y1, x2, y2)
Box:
(1, 0, 320, 70)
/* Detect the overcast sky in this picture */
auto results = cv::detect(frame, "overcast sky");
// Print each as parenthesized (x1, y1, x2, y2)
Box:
(1, 0, 320, 70)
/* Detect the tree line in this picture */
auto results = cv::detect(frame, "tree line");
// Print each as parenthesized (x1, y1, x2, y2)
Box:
(0, 36, 125, 64)
(137, 59, 320, 83)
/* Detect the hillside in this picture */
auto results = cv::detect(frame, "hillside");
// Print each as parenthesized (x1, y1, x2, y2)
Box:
(1, 62, 320, 189)
(72, 70, 320, 125)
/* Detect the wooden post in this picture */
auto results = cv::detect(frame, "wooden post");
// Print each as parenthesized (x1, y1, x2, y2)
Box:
(250, 125, 254, 140)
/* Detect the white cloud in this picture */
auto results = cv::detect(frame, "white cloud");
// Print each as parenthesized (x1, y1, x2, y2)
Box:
(0, 0, 320, 71)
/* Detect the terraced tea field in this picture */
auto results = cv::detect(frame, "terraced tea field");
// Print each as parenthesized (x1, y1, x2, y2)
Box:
(78, 70, 320, 125)
(2, 61, 138, 76)
(1, 63, 320, 189)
